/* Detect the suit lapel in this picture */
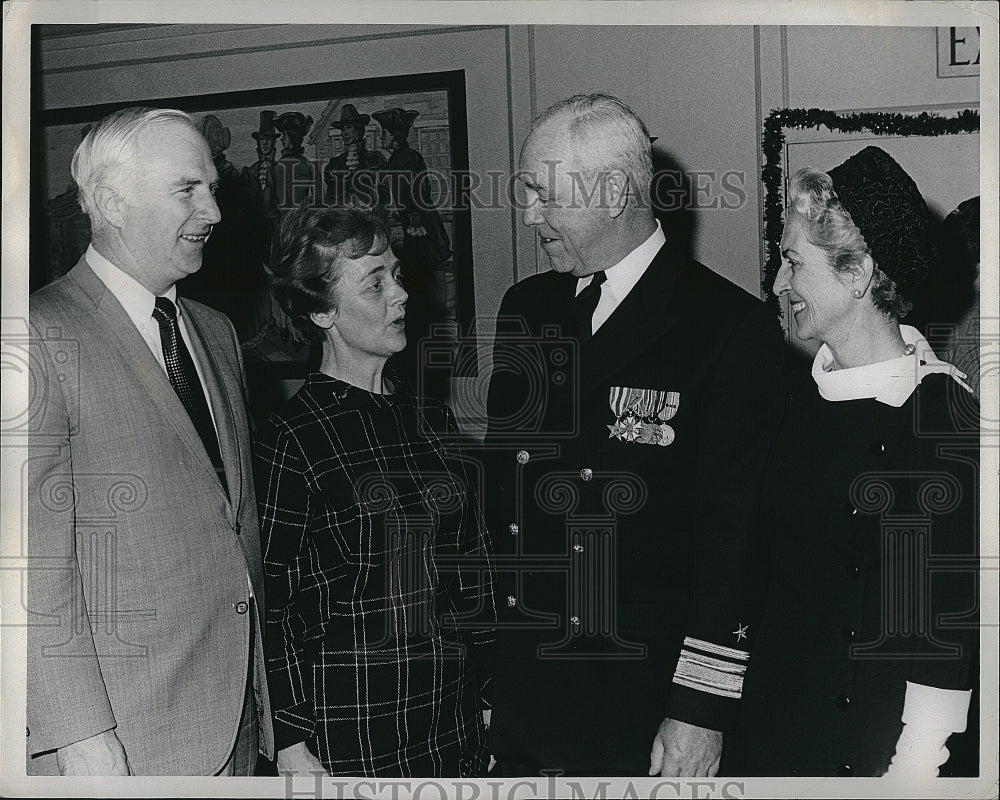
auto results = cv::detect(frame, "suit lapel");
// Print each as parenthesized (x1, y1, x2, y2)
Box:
(181, 300, 242, 516)
(68, 259, 228, 500)
(583, 244, 684, 392)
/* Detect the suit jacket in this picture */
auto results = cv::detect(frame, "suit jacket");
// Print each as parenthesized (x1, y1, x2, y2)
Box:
(26, 256, 275, 775)
(483, 243, 784, 775)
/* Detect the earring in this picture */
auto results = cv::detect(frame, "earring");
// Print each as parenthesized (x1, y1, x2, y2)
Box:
(852, 289, 863, 299)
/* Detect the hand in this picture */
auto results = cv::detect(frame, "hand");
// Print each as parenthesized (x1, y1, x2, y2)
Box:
(276, 741, 328, 777)
(56, 730, 130, 776)
(648, 717, 722, 777)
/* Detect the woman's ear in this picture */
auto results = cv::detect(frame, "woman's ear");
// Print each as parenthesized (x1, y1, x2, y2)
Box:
(311, 307, 337, 330)
(849, 253, 875, 298)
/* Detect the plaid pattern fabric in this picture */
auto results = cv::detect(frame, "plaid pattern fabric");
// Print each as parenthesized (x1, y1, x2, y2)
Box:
(256, 372, 495, 777)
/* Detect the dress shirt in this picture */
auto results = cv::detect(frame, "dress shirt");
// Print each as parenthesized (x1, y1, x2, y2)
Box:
(575, 220, 666, 334)
(86, 244, 219, 431)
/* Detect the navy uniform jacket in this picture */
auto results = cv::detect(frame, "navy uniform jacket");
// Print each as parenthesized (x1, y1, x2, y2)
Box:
(483, 243, 784, 775)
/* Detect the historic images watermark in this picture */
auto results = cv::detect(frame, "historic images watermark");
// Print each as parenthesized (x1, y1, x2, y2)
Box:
(249, 161, 749, 214)
(280, 773, 748, 799)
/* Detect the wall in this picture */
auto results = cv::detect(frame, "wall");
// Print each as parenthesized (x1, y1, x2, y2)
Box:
(30, 21, 981, 423)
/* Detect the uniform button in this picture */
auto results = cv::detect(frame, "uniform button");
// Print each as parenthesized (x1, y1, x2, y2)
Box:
(515, 450, 530, 464)
(508, 522, 519, 536)
(570, 616, 581, 626)
(842, 501, 858, 517)
(234, 601, 249, 614)
(870, 441, 886, 455)
(572, 544, 584, 553)
(845, 562, 862, 579)
(579, 468, 593, 481)
(835, 694, 852, 711)
(840, 626, 856, 641)
(836, 763, 852, 776)
(26, 726, 29, 737)
(507, 595, 517, 608)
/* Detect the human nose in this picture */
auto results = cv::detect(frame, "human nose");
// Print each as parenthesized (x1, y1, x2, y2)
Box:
(391, 275, 408, 306)
(522, 190, 543, 227)
(772, 262, 791, 296)
(200, 190, 222, 225)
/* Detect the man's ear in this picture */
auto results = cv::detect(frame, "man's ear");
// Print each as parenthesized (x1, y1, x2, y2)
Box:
(606, 170, 630, 219)
(94, 185, 126, 230)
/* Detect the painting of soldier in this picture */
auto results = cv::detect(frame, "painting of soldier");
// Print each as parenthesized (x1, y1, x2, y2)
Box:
(323, 104, 387, 208)
(180, 114, 264, 340)
(374, 107, 456, 397)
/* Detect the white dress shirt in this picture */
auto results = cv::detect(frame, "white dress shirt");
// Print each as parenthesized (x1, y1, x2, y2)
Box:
(575, 220, 667, 334)
(86, 244, 219, 431)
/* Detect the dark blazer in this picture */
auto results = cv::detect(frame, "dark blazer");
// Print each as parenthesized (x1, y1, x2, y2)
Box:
(484, 242, 784, 775)
(26, 257, 274, 775)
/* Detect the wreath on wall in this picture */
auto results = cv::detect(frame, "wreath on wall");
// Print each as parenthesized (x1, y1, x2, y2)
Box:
(760, 107, 981, 314)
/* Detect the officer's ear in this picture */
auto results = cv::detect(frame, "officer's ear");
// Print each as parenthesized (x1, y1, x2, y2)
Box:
(606, 170, 630, 219)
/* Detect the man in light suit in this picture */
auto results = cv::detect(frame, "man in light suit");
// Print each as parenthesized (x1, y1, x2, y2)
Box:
(27, 107, 274, 775)
(485, 95, 783, 776)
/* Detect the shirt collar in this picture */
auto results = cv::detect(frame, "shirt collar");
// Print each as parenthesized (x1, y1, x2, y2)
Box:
(812, 324, 972, 407)
(577, 220, 666, 298)
(86, 244, 179, 328)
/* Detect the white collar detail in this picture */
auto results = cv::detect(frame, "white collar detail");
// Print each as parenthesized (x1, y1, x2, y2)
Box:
(812, 324, 972, 407)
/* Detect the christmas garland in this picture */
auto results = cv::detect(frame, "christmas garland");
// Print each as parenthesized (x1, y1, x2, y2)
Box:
(761, 107, 981, 314)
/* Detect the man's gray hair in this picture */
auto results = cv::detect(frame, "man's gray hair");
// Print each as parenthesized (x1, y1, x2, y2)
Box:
(529, 93, 654, 206)
(71, 106, 198, 224)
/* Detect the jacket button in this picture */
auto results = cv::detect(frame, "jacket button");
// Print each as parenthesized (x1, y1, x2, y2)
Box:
(835, 694, 852, 711)
(507, 595, 517, 608)
(508, 522, 519, 536)
(840, 626, 856, 641)
(579, 468, 593, 481)
(234, 601, 249, 614)
(515, 450, 530, 464)
(836, 763, 852, 776)
(842, 501, 858, 517)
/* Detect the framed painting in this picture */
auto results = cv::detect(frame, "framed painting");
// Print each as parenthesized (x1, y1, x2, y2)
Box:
(31, 69, 474, 387)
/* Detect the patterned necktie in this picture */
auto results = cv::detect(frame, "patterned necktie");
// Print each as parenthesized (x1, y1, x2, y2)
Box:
(152, 297, 228, 495)
(573, 270, 607, 343)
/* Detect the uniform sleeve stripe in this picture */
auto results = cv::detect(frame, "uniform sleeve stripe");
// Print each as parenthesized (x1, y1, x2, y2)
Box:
(672, 648, 747, 699)
(682, 635, 749, 662)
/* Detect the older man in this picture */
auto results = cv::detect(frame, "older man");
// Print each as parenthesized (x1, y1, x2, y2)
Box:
(26, 107, 273, 775)
(485, 94, 783, 776)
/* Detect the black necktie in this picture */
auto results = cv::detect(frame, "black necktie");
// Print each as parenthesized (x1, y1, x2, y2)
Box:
(573, 270, 606, 343)
(152, 297, 228, 495)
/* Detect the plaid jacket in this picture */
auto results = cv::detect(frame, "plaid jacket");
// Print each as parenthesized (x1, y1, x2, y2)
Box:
(256, 372, 495, 776)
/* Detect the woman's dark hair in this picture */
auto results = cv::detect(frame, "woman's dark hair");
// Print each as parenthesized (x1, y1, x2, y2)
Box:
(268, 204, 390, 341)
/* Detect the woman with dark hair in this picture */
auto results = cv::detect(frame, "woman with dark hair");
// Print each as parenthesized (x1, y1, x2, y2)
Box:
(725, 147, 978, 778)
(256, 204, 494, 777)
